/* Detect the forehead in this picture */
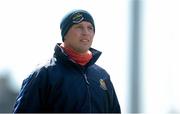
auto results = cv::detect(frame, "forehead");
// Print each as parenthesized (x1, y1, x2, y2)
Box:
(71, 21, 93, 28)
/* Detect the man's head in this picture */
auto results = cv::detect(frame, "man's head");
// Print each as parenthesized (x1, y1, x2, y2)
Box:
(60, 9, 95, 53)
(60, 9, 95, 42)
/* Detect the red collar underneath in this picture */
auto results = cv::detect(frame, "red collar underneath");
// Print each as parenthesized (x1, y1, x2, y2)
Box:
(60, 44, 92, 66)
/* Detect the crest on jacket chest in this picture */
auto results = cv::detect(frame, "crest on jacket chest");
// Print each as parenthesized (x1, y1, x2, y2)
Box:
(99, 79, 107, 90)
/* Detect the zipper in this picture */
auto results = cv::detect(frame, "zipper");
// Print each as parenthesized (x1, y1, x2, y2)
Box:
(83, 73, 90, 85)
(83, 73, 92, 112)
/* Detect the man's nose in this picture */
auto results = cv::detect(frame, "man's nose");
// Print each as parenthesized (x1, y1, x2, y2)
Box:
(82, 27, 90, 35)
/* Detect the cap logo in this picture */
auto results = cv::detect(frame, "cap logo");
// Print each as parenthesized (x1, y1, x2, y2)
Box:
(99, 79, 107, 90)
(72, 12, 84, 23)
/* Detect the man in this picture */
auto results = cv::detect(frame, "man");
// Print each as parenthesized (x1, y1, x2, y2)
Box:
(13, 9, 121, 113)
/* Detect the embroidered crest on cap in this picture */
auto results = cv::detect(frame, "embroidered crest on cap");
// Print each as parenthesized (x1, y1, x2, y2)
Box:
(72, 12, 84, 23)
(99, 79, 107, 90)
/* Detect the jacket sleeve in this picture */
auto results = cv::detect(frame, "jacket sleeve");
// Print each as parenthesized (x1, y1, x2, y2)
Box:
(104, 70, 121, 113)
(13, 67, 49, 113)
(105, 75, 121, 113)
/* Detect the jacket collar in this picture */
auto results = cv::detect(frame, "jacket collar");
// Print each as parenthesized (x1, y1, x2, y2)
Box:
(53, 43, 102, 67)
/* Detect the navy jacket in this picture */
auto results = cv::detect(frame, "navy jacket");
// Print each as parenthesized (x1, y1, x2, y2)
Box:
(13, 43, 121, 113)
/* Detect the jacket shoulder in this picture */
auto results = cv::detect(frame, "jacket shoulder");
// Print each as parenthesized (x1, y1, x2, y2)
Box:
(89, 64, 110, 79)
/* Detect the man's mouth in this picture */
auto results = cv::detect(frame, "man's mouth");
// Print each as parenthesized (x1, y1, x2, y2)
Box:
(80, 39, 89, 42)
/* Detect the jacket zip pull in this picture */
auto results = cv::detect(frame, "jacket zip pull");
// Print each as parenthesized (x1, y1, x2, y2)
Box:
(83, 74, 90, 85)
(83, 73, 92, 112)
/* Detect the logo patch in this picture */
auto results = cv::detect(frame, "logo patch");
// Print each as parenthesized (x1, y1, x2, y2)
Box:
(72, 12, 84, 23)
(99, 79, 107, 90)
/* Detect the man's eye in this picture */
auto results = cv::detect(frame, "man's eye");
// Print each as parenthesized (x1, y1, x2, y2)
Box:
(88, 26, 94, 30)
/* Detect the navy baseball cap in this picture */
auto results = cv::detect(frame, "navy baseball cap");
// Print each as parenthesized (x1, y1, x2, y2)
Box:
(60, 9, 95, 41)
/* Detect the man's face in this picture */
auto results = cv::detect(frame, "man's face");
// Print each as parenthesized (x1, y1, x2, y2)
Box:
(63, 21, 95, 53)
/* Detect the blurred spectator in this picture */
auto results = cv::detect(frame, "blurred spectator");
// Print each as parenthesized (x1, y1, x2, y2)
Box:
(0, 71, 18, 112)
